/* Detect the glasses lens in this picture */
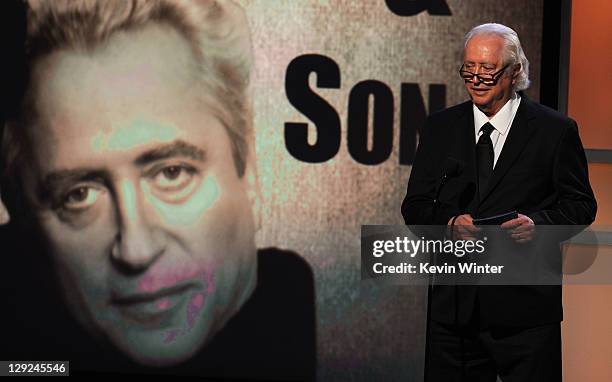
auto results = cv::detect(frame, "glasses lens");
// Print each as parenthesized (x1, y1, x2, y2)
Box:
(460, 71, 474, 81)
(479, 75, 495, 85)
(460, 71, 497, 85)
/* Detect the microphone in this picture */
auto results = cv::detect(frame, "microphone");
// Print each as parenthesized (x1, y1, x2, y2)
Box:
(433, 157, 465, 206)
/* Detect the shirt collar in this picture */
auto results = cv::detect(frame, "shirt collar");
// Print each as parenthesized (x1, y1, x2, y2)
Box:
(473, 92, 521, 136)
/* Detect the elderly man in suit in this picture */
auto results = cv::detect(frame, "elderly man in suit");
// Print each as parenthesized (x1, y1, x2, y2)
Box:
(402, 23, 596, 381)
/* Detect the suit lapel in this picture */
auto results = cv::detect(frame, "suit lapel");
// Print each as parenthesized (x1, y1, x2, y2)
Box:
(479, 96, 537, 205)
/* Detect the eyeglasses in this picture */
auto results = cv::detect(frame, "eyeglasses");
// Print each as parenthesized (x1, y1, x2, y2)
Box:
(459, 64, 509, 86)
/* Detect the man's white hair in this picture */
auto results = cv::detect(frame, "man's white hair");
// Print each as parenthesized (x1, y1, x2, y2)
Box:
(464, 23, 531, 91)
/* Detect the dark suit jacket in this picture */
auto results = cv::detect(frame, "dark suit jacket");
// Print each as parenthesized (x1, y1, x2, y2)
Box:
(401, 95, 597, 327)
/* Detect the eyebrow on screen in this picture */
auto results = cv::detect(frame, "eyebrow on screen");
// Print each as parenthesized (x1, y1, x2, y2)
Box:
(134, 140, 206, 166)
(40, 141, 206, 197)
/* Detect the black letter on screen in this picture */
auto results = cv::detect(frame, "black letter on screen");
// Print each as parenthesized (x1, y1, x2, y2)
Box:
(347, 80, 394, 165)
(385, 0, 451, 16)
(400, 84, 446, 165)
(285, 54, 341, 163)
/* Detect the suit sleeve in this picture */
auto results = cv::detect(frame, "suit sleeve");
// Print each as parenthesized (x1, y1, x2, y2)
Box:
(401, 117, 460, 226)
(528, 120, 597, 226)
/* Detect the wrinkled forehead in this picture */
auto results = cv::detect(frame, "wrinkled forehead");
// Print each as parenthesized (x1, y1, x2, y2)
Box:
(463, 34, 505, 62)
(32, 24, 198, 113)
(20, 24, 228, 167)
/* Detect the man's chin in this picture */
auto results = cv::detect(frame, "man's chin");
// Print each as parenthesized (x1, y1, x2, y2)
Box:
(469, 93, 493, 110)
(99, 290, 219, 367)
(112, 322, 212, 367)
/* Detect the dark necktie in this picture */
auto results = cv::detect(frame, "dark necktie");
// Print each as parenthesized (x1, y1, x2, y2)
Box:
(476, 122, 495, 201)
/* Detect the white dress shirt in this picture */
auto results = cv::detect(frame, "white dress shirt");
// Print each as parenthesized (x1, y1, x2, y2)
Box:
(473, 92, 521, 168)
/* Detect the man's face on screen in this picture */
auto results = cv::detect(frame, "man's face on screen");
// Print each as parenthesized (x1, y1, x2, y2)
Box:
(20, 25, 258, 366)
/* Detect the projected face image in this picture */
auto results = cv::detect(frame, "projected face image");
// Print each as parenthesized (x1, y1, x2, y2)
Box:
(20, 25, 259, 366)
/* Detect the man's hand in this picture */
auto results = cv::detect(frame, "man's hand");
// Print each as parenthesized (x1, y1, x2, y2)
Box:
(448, 214, 481, 241)
(501, 213, 535, 243)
